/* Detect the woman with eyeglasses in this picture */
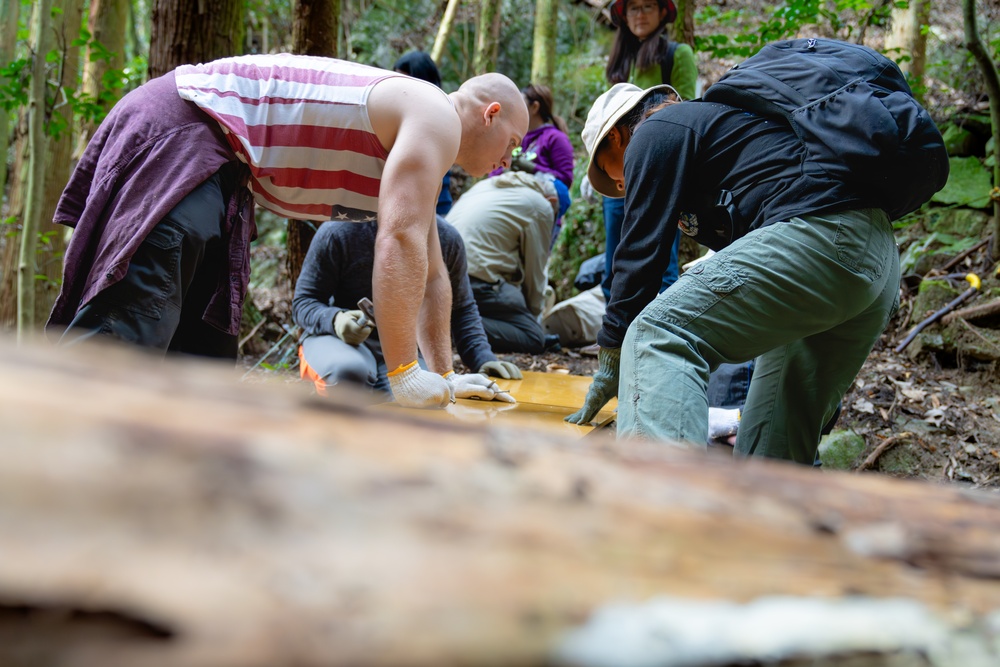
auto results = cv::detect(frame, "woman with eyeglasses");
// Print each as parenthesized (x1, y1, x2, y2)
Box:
(606, 0, 696, 95)
(588, 0, 697, 344)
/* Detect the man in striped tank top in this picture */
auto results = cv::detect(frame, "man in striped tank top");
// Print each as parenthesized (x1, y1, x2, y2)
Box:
(48, 54, 528, 409)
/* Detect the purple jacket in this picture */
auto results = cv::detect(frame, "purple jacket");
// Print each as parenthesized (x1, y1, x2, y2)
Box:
(48, 72, 254, 335)
(491, 124, 575, 187)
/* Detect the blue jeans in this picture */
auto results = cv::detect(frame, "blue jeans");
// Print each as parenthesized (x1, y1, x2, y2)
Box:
(618, 209, 899, 463)
(602, 196, 679, 300)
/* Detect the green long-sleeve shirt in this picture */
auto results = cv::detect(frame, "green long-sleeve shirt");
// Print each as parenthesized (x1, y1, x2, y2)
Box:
(631, 42, 697, 101)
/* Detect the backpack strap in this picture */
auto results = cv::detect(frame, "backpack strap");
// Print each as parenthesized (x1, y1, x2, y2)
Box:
(660, 39, 678, 86)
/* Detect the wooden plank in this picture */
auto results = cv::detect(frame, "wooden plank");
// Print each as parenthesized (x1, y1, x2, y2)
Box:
(378, 371, 616, 436)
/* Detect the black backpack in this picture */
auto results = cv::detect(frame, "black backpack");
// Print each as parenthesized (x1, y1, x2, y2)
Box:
(702, 37, 949, 221)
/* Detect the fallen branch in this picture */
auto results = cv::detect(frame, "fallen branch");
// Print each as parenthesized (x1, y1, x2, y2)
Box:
(938, 237, 990, 273)
(942, 297, 1000, 325)
(894, 274, 982, 353)
(856, 432, 913, 472)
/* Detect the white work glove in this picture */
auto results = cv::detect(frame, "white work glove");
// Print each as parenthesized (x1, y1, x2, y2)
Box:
(333, 309, 374, 346)
(446, 372, 516, 403)
(479, 360, 522, 380)
(708, 407, 740, 440)
(580, 175, 599, 204)
(388, 362, 454, 408)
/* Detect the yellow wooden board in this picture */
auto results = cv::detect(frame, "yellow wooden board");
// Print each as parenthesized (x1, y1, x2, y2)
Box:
(379, 371, 617, 437)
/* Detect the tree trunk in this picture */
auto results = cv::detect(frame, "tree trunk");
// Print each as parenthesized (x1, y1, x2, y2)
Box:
(286, 0, 339, 289)
(431, 0, 461, 65)
(530, 0, 556, 88)
(962, 0, 1000, 260)
(76, 0, 130, 156)
(670, 0, 695, 47)
(0, 0, 20, 208)
(292, 0, 340, 56)
(474, 0, 502, 75)
(885, 0, 929, 91)
(4, 336, 1000, 665)
(17, 0, 52, 341)
(33, 0, 85, 324)
(148, 0, 245, 79)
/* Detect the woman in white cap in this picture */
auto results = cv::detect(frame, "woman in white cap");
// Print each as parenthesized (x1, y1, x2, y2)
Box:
(565, 83, 899, 464)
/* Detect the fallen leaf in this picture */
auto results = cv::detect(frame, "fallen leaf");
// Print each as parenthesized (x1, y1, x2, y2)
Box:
(853, 398, 875, 414)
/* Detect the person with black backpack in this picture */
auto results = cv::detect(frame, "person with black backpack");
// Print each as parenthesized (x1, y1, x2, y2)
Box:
(565, 39, 947, 464)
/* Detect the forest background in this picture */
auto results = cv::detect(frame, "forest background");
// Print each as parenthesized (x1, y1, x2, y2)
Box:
(2, 0, 997, 335)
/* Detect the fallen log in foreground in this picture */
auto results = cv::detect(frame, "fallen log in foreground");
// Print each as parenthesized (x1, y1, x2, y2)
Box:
(2, 336, 1000, 667)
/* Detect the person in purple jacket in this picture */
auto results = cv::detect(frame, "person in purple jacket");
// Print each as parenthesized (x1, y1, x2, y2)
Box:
(491, 84, 574, 244)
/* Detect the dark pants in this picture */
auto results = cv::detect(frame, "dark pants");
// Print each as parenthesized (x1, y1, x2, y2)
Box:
(61, 167, 239, 359)
(470, 278, 545, 354)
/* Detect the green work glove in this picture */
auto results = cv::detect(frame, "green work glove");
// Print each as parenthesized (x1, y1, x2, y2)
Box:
(564, 347, 620, 425)
(333, 309, 374, 346)
(479, 360, 522, 380)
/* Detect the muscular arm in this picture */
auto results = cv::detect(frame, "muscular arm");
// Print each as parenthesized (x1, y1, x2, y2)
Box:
(416, 219, 454, 372)
(369, 79, 461, 373)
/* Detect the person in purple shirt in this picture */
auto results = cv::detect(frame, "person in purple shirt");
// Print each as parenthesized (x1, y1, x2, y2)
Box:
(491, 84, 574, 244)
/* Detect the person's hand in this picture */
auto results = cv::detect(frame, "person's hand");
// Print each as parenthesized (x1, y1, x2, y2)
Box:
(479, 360, 522, 380)
(708, 407, 740, 442)
(447, 372, 516, 403)
(565, 347, 620, 424)
(388, 362, 454, 408)
(579, 175, 598, 204)
(333, 309, 374, 346)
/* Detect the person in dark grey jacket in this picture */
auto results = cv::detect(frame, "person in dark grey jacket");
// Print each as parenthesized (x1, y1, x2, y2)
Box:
(293, 218, 520, 401)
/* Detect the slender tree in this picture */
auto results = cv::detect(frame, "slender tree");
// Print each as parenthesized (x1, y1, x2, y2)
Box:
(3, 0, 84, 331)
(671, 0, 695, 47)
(530, 0, 556, 88)
(18, 0, 52, 341)
(34, 0, 84, 323)
(286, 0, 340, 287)
(76, 0, 129, 154)
(431, 0, 461, 65)
(474, 0, 502, 75)
(0, 0, 20, 208)
(962, 0, 1000, 258)
(886, 0, 930, 96)
(148, 0, 244, 79)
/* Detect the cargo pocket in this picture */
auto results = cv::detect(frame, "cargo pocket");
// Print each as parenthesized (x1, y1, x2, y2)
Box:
(109, 222, 185, 319)
(835, 209, 889, 282)
(653, 257, 747, 328)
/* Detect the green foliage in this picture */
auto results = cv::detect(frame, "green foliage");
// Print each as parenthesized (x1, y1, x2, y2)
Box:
(695, 0, 897, 59)
(899, 230, 981, 275)
(0, 25, 144, 141)
(932, 157, 993, 209)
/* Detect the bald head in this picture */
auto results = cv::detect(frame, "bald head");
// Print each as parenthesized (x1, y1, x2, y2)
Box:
(450, 73, 529, 177)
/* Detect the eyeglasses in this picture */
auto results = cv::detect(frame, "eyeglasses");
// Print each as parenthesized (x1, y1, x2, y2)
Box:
(626, 2, 660, 16)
